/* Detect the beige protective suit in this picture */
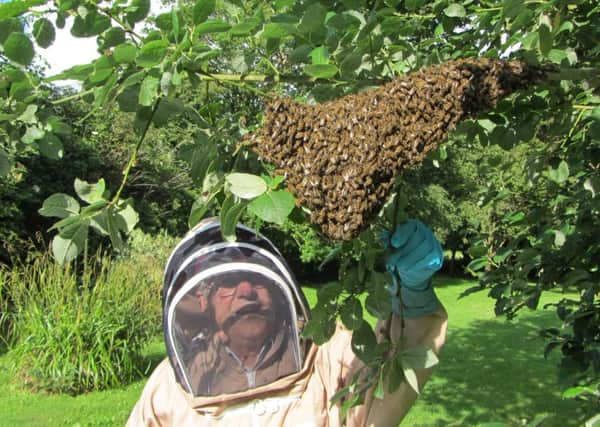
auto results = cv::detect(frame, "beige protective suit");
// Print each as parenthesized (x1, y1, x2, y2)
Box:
(127, 306, 447, 427)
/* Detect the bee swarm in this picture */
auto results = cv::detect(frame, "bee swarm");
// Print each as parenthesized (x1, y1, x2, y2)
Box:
(249, 58, 546, 241)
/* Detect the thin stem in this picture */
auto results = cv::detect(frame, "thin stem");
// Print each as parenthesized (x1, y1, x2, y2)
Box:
(100, 7, 143, 44)
(569, 109, 586, 138)
(472, 7, 502, 12)
(194, 71, 388, 86)
(111, 98, 162, 205)
(260, 55, 281, 81)
(197, 70, 273, 98)
(392, 12, 436, 19)
(547, 67, 600, 81)
(560, 108, 586, 149)
(51, 88, 95, 105)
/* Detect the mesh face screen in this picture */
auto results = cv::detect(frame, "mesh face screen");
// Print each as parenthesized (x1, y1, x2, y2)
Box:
(162, 222, 310, 397)
(165, 265, 302, 396)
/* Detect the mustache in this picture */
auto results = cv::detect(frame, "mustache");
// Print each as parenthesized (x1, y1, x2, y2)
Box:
(221, 303, 272, 331)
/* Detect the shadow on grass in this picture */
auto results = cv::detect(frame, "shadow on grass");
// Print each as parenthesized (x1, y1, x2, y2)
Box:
(139, 338, 167, 378)
(416, 311, 581, 427)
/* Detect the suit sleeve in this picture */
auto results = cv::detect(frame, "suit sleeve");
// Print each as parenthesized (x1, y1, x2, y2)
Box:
(346, 303, 448, 427)
(126, 359, 176, 427)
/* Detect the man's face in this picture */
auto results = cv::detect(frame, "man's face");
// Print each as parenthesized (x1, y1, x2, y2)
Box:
(209, 274, 275, 344)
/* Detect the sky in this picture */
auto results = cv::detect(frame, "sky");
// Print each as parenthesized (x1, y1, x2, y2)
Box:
(32, 1, 170, 78)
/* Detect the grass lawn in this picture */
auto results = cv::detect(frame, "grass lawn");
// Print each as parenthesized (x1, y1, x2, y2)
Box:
(0, 277, 580, 426)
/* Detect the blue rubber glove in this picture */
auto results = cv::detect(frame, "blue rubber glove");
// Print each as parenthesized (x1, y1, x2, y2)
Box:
(384, 220, 444, 317)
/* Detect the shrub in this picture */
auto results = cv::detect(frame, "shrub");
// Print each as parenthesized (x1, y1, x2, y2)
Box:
(2, 251, 162, 394)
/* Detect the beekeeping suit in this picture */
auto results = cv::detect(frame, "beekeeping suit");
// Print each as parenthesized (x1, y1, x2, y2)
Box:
(127, 219, 447, 427)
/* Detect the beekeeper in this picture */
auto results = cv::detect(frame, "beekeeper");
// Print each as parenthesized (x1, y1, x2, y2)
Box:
(127, 218, 447, 426)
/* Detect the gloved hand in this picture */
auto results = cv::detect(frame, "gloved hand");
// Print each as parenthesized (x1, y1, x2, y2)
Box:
(383, 219, 444, 317)
(385, 219, 444, 290)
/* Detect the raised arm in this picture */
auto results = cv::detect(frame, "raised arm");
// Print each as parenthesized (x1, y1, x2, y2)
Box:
(351, 220, 448, 427)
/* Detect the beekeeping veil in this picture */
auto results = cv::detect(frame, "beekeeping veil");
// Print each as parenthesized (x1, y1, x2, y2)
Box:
(162, 219, 310, 398)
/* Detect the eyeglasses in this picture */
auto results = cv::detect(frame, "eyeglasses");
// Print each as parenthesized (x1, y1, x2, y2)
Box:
(207, 274, 269, 298)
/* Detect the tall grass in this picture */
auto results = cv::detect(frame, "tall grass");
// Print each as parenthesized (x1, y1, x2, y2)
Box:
(0, 251, 162, 394)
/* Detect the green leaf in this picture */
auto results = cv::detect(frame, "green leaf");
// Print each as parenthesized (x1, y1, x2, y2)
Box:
(298, 3, 327, 34)
(80, 199, 108, 217)
(526, 414, 549, 427)
(538, 17, 553, 56)
(125, 0, 150, 25)
(444, 4, 466, 18)
(489, 126, 517, 151)
(247, 190, 295, 225)
(102, 27, 126, 48)
(510, 8, 534, 32)
(47, 116, 71, 136)
(21, 125, 45, 144)
(351, 320, 377, 362)
(220, 195, 247, 242)
(317, 282, 341, 306)
(503, 211, 524, 224)
(226, 173, 267, 199)
(193, 0, 215, 24)
(139, 75, 159, 106)
(502, 0, 522, 19)
(74, 178, 106, 204)
(290, 44, 312, 63)
(547, 160, 569, 184)
(304, 64, 339, 79)
(0, 0, 45, 20)
(0, 148, 11, 176)
(562, 386, 594, 399)
(71, 10, 111, 37)
(467, 256, 488, 272)
(262, 22, 293, 39)
(113, 43, 138, 63)
(388, 354, 405, 392)
(52, 219, 89, 264)
(153, 99, 184, 127)
(553, 230, 566, 248)
(403, 367, 419, 394)
(311, 46, 328, 64)
(116, 85, 139, 112)
(38, 134, 63, 160)
(17, 104, 37, 123)
(90, 210, 110, 235)
(38, 193, 80, 218)
(89, 56, 114, 84)
(155, 12, 173, 31)
(584, 177, 597, 197)
(136, 40, 169, 67)
(47, 63, 94, 81)
(93, 72, 118, 108)
(405, 0, 426, 11)
(188, 191, 218, 228)
(401, 347, 439, 370)
(340, 51, 362, 76)
(0, 18, 23, 44)
(106, 209, 125, 251)
(33, 18, 55, 48)
(374, 368, 385, 400)
(115, 201, 139, 233)
(230, 18, 261, 36)
(3, 32, 34, 65)
(340, 296, 363, 330)
(195, 20, 231, 36)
